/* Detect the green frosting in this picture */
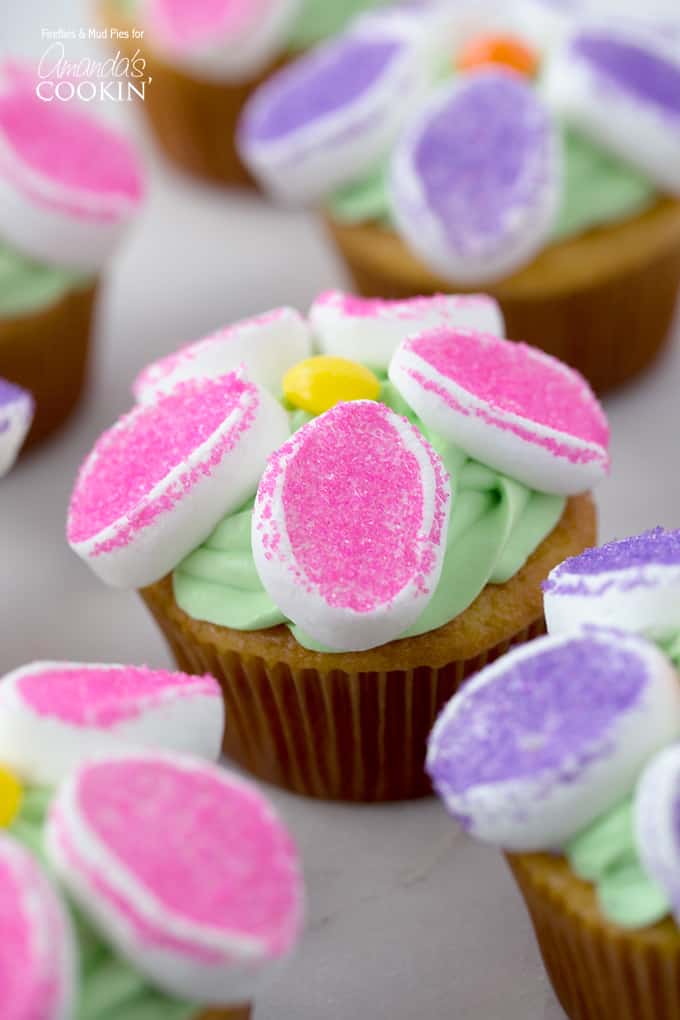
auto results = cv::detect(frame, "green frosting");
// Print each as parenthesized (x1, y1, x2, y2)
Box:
(174, 378, 565, 651)
(327, 128, 657, 242)
(0, 241, 92, 318)
(286, 0, 391, 50)
(9, 787, 195, 1020)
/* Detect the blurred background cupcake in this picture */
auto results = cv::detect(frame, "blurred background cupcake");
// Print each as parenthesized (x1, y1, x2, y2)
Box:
(96, 0, 395, 185)
(0, 62, 144, 447)
(238, 1, 680, 392)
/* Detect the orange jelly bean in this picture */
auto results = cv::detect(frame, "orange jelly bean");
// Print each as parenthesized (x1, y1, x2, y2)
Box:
(457, 33, 540, 78)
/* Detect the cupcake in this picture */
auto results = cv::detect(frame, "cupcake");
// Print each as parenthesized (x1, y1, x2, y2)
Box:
(66, 293, 606, 801)
(0, 379, 33, 477)
(238, 6, 680, 392)
(427, 528, 680, 1020)
(97, 0, 393, 186)
(0, 64, 145, 447)
(0, 660, 303, 1019)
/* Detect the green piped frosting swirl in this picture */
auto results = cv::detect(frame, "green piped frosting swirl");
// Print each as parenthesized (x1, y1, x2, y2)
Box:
(0, 242, 92, 318)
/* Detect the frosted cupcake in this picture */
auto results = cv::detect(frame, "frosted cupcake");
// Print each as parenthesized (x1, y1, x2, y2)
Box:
(0, 660, 303, 1020)
(428, 528, 680, 1020)
(0, 64, 145, 447)
(97, 0, 392, 185)
(67, 293, 607, 801)
(238, 5, 680, 392)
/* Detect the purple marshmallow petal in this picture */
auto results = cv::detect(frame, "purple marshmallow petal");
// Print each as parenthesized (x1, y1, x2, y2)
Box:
(0, 378, 33, 477)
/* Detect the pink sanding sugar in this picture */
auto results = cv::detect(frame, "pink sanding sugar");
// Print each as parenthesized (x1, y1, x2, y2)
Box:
(73, 758, 301, 955)
(17, 666, 219, 729)
(149, 0, 271, 49)
(68, 374, 258, 549)
(316, 291, 493, 321)
(407, 329, 609, 448)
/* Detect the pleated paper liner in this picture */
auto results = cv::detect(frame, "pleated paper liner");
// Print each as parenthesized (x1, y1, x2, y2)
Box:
(198, 1006, 251, 1020)
(141, 494, 595, 802)
(0, 283, 97, 448)
(508, 852, 680, 1020)
(98, 0, 283, 187)
(324, 197, 680, 394)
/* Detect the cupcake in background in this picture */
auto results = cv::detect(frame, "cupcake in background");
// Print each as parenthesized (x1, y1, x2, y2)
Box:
(428, 528, 680, 1020)
(0, 63, 145, 447)
(238, 4, 680, 392)
(96, 0, 395, 186)
(67, 292, 607, 801)
(0, 660, 303, 1019)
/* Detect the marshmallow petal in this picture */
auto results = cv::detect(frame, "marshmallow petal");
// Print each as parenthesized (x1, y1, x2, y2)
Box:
(543, 29, 680, 194)
(238, 13, 432, 203)
(427, 630, 680, 851)
(0, 379, 33, 477)
(0, 75, 144, 271)
(0, 662, 224, 785)
(634, 745, 680, 920)
(252, 400, 451, 652)
(309, 290, 505, 372)
(0, 836, 76, 1020)
(390, 71, 561, 284)
(544, 528, 680, 639)
(133, 308, 312, 402)
(46, 753, 303, 1004)
(389, 328, 609, 495)
(68, 372, 290, 588)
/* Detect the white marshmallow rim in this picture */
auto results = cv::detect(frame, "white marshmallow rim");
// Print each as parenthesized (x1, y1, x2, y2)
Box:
(634, 744, 680, 917)
(388, 337, 608, 495)
(46, 752, 299, 1003)
(239, 13, 432, 204)
(0, 393, 33, 478)
(542, 27, 680, 194)
(0, 661, 224, 786)
(427, 631, 680, 851)
(545, 561, 680, 640)
(309, 291, 505, 371)
(146, 0, 302, 82)
(389, 76, 562, 285)
(252, 401, 451, 651)
(69, 377, 290, 589)
(133, 307, 312, 402)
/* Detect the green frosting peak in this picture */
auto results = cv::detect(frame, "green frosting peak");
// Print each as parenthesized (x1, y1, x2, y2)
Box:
(0, 241, 92, 318)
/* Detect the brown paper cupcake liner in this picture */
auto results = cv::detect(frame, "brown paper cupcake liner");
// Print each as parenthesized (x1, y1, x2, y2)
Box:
(325, 198, 680, 393)
(0, 283, 97, 448)
(140, 495, 595, 802)
(508, 852, 680, 1020)
(197, 1006, 251, 1020)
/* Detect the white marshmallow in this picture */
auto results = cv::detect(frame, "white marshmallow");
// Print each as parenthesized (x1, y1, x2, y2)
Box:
(0, 380, 33, 477)
(634, 744, 680, 919)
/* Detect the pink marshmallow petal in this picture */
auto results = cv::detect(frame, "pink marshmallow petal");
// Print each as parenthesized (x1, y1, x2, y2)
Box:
(46, 752, 303, 1004)
(0, 662, 224, 785)
(389, 327, 609, 495)
(252, 399, 451, 651)
(0, 70, 144, 270)
(133, 307, 311, 403)
(0, 836, 76, 1020)
(67, 371, 290, 589)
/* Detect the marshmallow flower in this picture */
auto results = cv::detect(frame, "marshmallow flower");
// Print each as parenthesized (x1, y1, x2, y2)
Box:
(0, 837, 76, 1020)
(389, 327, 609, 495)
(544, 528, 680, 639)
(0, 70, 145, 272)
(544, 28, 680, 194)
(635, 744, 680, 921)
(252, 399, 451, 651)
(133, 307, 312, 402)
(427, 630, 680, 851)
(67, 371, 290, 588)
(310, 290, 505, 371)
(47, 752, 303, 1004)
(0, 662, 223, 785)
(0, 379, 33, 477)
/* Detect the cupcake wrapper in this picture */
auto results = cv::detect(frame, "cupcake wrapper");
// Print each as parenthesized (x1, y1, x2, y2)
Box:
(508, 853, 680, 1020)
(141, 576, 545, 801)
(325, 198, 680, 393)
(0, 283, 97, 448)
(197, 1007, 251, 1020)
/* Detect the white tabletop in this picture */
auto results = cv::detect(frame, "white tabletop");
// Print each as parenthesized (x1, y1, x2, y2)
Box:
(2, 4, 680, 1018)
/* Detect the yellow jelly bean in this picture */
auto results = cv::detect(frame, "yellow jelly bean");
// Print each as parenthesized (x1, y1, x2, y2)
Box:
(0, 766, 23, 828)
(283, 356, 381, 415)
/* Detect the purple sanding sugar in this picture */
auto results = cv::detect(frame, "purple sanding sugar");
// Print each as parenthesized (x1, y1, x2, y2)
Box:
(429, 637, 647, 794)
(412, 74, 553, 256)
(543, 528, 680, 593)
(241, 37, 401, 144)
(573, 33, 680, 117)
